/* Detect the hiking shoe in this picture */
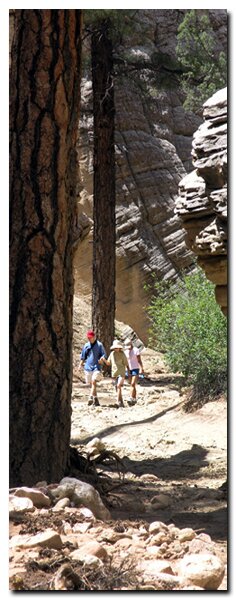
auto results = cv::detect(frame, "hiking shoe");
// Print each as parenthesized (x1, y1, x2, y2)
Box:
(88, 396, 94, 406)
(127, 398, 136, 406)
(93, 397, 100, 406)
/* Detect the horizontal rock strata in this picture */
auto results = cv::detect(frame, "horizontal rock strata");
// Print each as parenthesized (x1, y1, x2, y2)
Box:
(176, 87, 227, 315)
(73, 11, 227, 341)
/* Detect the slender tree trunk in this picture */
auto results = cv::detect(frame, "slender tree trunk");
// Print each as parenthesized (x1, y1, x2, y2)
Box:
(9, 9, 82, 486)
(91, 24, 116, 354)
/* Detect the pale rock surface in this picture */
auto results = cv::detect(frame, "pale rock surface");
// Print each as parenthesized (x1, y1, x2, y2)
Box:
(73, 10, 227, 342)
(178, 527, 196, 543)
(148, 520, 169, 535)
(50, 476, 111, 521)
(9, 503, 226, 590)
(70, 551, 103, 568)
(9, 494, 35, 516)
(176, 87, 227, 315)
(52, 497, 71, 510)
(13, 486, 51, 508)
(70, 540, 109, 562)
(10, 530, 63, 550)
(149, 492, 171, 508)
(179, 552, 225, 590)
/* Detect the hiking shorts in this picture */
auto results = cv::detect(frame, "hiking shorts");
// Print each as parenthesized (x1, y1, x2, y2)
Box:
(130, 368, 139, 377)
(84, 369, 103, 384)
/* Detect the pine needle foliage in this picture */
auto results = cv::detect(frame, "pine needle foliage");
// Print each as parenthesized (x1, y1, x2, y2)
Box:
(176, 9, 227, 113)
(84, 9, 138, 45)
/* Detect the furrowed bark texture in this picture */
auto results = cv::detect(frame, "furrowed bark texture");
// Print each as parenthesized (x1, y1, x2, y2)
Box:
(91, 25, 116, 354)
(9, 9, 82, 486)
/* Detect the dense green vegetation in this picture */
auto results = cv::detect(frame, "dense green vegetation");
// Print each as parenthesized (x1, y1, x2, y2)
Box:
(176, 9, 227, 113)
(147, 269, 227, 403)
(83, 9, 137, 43)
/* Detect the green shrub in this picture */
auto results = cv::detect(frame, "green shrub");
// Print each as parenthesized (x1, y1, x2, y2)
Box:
(146, 269, 227, 400)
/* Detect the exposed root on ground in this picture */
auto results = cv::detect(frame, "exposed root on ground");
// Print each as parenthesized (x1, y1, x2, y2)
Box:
(11, 555, 141, 591)
(67, 446, 127, 504)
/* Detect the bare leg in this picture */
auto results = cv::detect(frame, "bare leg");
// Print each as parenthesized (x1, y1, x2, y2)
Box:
(91, 380, 97, 397)
(90, 379, 100, 406)
(116, 377, 124, 407)
(117, 385, 123, 405)
(130, 375, 138, 400)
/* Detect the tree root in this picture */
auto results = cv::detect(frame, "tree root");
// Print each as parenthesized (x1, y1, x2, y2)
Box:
(92, 450, 126, 477)
(50, 557, 140, 591)
(67, 446, 127, 504)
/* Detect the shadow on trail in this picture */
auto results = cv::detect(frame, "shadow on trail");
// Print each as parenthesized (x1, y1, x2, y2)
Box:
(110, 497, 227, 542)
(171, 506, 227, 542)
(105, 444, 227, 542)
(72, 400, 184, 446)
(138, 374, 185, 388)
(121, 443, 209, 481)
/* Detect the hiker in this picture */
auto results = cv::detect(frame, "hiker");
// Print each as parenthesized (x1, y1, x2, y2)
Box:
(79, 330, 106, 407)
(124, 338, 144, 406)
(101, 340, 129, 408)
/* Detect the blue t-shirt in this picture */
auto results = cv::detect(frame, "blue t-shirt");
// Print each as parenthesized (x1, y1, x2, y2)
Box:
(80, 340, 106, 372)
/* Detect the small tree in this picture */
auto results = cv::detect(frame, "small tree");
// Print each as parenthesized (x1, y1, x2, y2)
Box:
(176, 9, 227, 113)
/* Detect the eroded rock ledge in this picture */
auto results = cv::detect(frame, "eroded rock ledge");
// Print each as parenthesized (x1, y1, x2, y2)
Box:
(176, 87, 227, 315)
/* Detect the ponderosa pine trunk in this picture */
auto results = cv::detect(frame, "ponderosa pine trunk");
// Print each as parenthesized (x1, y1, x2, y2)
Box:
(9, 9, 82, 486)
(91, 23, 116, 355)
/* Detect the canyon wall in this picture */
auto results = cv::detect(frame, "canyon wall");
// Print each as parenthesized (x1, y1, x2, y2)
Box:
(72, 9, 227, 342)
(176, 87, 227, 316)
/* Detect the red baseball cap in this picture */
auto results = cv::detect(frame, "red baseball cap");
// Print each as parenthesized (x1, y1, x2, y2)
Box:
(87, 330, 95, 338)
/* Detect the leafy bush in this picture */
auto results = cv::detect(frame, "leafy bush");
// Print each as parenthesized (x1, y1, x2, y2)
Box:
(146, 269, 227, 400)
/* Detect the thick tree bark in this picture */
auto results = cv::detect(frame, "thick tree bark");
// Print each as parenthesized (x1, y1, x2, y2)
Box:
(91, 24, 116, 355)
(9, 9, 82, 486)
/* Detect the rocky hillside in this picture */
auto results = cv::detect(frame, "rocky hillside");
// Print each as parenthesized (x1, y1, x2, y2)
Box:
(73, 9, 227, 343)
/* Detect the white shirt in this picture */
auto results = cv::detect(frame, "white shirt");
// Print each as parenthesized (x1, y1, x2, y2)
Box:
(125, 346, 140, 370)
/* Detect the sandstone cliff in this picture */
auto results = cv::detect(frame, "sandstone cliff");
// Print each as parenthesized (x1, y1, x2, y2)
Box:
(176, 87, 227, 316)
(73, 9, 227, 343)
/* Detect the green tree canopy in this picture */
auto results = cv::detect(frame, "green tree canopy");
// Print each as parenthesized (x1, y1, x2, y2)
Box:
(84, 9, 137, 43)
(176, 9, 227, 113)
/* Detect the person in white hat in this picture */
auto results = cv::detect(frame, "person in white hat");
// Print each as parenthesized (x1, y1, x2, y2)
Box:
(101, 340, 129, 408)
(124, 338, 144, 406)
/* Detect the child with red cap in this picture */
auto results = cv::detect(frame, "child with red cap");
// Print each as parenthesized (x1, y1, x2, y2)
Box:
(79, 330, 106, 406)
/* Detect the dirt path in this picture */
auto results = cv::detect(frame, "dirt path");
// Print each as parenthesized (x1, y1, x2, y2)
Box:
(72, 347, 227, 557)
(9, 346, 227, 591)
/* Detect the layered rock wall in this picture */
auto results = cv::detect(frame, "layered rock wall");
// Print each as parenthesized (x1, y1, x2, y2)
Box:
(73, 10, 227, 342)
(176, 88, 227, 316)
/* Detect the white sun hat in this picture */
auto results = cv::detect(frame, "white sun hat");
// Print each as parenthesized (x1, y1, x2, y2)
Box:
(110, 340, 124, 350)
(124, 338, 133, 348)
